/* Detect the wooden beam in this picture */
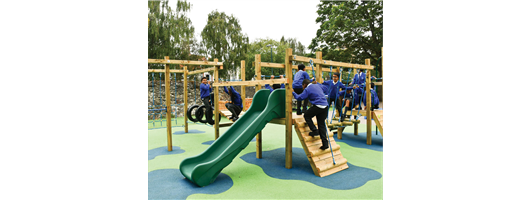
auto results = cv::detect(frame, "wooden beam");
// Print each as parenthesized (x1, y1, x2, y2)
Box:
(164, 56, 173, 151)
(316, 52, 322, 83)
(214, 59, 220, 140)
(285, 48, 293, 169)
(260, 62, 285, 69)
(241, 60, 246, 111)
(219, 122, 233, 128)
(321, 68, 340, 73)
(290, 55, 374, 70)
(212, 79, 287, 87)
(184, 66, 188, 133)
(148, 59, 223, 66)
(365, 59, 372, 145)
(147, 69, 184, 73)
(188, 67, 217, 75)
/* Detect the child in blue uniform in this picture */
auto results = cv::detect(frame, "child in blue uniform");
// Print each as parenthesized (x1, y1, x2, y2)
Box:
(363, 83, 380, 111)
(200, 77, 213, 119)
(292, 79, 330, 150)
(322, 72, 346, 117)
(350, 70, 366, 110)
(338, 86, 359, 121)
(223, 86, 243, 121)
(293, 64, 311, 115)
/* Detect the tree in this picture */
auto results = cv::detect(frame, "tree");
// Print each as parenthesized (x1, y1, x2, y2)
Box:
(200, 10, 249, 79)
(242, 37, 311, 81)
(309, 0, 382, 75)
(280, 36, 306, 56)
(243, 38, 288, 80)
(148, 0, 196, 70)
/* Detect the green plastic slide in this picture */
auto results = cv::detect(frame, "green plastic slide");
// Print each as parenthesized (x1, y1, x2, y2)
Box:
(180, 89, 286, 187)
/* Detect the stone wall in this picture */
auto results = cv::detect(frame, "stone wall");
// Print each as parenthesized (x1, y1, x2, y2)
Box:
(148, 81, 258, 118)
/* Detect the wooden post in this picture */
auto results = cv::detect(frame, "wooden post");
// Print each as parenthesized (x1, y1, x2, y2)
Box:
(164, 56, 173, 151)
(184, 66, 188, 133)
(241, 60, 246, 111)
(285, 48, 293, 169)
(316, 52, 322, 83)
(214, 58, 220, 140)
(365, 59, 372, 145)
(255, 55, 262, 159)
(354, 122, 358, 135)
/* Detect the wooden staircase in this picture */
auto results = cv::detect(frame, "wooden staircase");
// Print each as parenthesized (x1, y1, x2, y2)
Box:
(293, 117, 349, 177)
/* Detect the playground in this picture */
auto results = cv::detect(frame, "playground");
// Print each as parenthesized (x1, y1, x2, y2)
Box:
(148, 1, 383, 199)
(148, 112, 382, 199)
(148, 49, 383, 199)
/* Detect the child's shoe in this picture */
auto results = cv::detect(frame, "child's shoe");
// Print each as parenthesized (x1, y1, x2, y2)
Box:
(309, 130, 319, 137)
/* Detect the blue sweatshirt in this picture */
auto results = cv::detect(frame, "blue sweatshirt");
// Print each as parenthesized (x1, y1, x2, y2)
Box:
(224, 86, 242, 108)
(353, 73, 366, 93)
(322, 80, 346, 99)
(291, 84, 328, 107)
(200, 83, 211, 98)
(292, 70, 310, 89)
(363, 89, 380, 106)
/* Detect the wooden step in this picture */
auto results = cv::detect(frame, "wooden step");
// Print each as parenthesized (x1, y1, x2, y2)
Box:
(298, 126, 333, 135)
(341, 121, 353, 126)
(301, 132, 334, 142)
(315, 156, 348, 173)
(296, 121, 324, 128)
(314, 153, 345, 167)
(308, 143, 341, 157)
(305, 137, 336, 149)
(311, 149, 342, 163)
(319, 163, 349, 177)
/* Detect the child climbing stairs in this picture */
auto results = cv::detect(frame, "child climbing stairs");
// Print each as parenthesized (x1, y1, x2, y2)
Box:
(293, 117, 349, 177)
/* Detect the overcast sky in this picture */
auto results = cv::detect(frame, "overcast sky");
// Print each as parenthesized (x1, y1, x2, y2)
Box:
(169, 0, 321, 50)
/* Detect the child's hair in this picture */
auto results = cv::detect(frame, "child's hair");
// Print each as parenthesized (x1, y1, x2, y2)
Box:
(371, 82, 375, 88)
(298, 64, 305, 71)
(333, 72, 340, 78)
(272, 84, 281, 90)
(302, 79, 311, 86)
(201, 77, 208, 81)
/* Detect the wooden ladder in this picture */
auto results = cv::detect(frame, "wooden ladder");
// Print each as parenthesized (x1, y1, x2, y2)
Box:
(293, 117, 349, 177)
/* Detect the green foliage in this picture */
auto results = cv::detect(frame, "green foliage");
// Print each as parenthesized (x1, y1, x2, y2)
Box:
(309, 0, 383, 76)
(241, 37, 309, 81)
(148, 0, 196, 70)
(200, 10, 249, 78)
